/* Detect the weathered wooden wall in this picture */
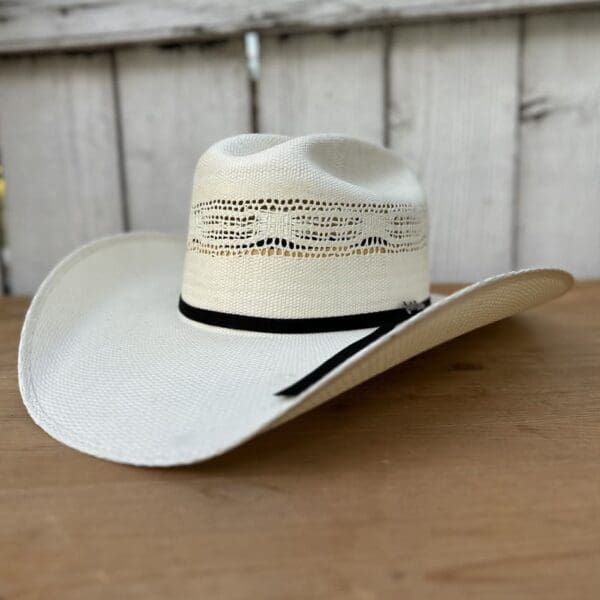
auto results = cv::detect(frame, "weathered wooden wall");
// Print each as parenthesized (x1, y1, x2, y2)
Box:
(0, 1, 599, 294)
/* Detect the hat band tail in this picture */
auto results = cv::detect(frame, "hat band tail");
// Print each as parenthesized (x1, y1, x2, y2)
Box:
(178, 295, 430, 397)
(275, 300, 429, 397)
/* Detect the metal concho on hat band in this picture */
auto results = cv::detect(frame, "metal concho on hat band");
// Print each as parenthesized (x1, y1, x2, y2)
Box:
(178, 296, 431, 397)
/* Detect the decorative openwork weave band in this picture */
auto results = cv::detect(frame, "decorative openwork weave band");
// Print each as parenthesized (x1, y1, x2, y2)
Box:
(179, 297, 431, 396)
(188, 198, 427, 258)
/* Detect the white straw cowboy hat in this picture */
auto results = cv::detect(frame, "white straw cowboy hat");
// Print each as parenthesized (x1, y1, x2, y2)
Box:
(19, 134, 572, 466)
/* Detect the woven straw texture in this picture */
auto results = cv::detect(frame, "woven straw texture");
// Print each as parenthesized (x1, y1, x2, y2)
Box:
(19, 233, 572, 466)
(18, 135, 573, 465)
(181, 134, 429, 318)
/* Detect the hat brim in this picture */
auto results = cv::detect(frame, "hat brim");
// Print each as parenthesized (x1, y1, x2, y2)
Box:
(19, 233, 573, 466)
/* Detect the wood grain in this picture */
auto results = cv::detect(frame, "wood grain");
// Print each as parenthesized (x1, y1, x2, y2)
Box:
(0, 53, 125, 295)
(517, 11, 600, 277)
(1, 282, 599, 598)
(116, 40, 251, 231)
(389, 18, 520, 282)
(259, 30, 385, 143)
(2, 0, 600, 53)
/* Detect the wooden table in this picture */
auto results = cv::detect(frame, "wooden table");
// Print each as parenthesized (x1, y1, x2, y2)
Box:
(1, 283, 599, 599)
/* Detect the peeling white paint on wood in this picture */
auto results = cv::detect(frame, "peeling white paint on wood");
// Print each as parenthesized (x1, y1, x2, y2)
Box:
(259, 30, 385, 143)
(116, 40, 251, 231)
(1, 4, 600, 295)
(0, 53, 124, 295)
(389, 18, 520, 282)
(517, 11, 600, 277)
(1, 0, 599, 53)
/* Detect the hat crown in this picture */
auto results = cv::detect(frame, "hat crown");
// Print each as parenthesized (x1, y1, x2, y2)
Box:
(181, 134, 429, 319)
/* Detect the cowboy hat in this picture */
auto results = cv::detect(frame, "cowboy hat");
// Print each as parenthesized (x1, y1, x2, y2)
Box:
(19, 134, 573, 466)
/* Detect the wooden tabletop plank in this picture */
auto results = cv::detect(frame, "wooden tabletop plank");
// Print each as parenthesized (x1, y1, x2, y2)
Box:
(1, 282, 599, 599)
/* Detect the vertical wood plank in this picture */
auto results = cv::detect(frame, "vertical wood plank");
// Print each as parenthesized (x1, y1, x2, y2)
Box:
(518, 11, 600, 278)
(116, 40, 251, 231)
(0, 53, 124, 295)
(389, 18, 520, 282)
(259, 30, 385, 143)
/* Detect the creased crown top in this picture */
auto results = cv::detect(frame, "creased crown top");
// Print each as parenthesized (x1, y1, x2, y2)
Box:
(192, 133, 424, 204)
(181, 134, 429, 319)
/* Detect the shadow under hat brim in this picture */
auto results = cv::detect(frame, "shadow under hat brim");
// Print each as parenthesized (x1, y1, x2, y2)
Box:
(18, 233, 573, 466)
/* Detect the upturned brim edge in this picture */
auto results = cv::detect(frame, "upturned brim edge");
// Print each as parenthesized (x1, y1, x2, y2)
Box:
(18, 233, 573, 466)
